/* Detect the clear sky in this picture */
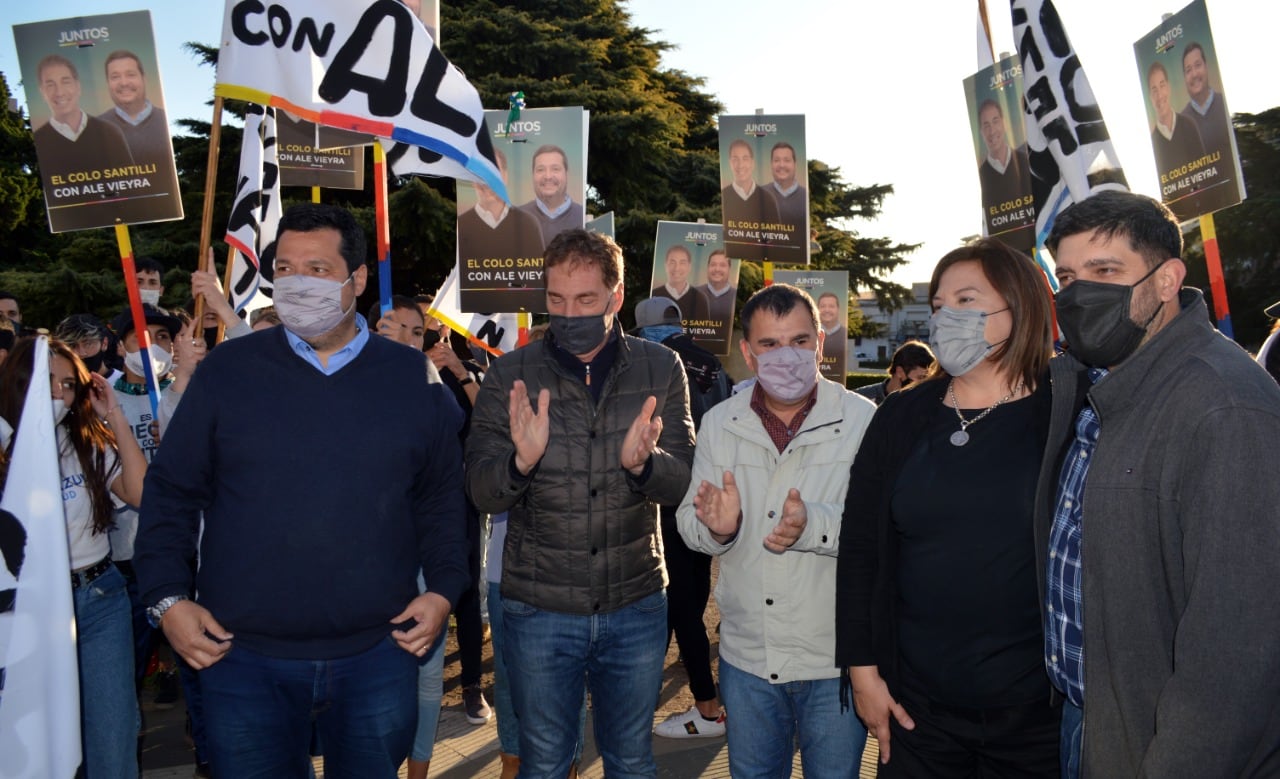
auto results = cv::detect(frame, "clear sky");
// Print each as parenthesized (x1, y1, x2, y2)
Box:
(3, 0, 1275, 287)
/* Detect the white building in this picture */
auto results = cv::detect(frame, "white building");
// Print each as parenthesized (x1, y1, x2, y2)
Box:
(854, 282, 932, 364)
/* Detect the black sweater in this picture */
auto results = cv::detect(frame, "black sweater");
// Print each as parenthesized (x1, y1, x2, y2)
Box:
(135, 327, 469, 659)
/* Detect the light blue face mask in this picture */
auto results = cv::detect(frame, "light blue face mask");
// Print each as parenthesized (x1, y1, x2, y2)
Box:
(928, 306, 1008, 376)
(638, 325, 682, 344)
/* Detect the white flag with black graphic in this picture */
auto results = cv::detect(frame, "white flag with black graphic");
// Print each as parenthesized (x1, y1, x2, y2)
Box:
(0, 336, 81, 779)
(1012, 0, 1128, 249)
(428, 264, 519, 357)
(225, 104, 282, 311)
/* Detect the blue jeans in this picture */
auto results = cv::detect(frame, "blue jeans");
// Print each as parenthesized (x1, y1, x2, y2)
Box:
(410, 623, 446, 762)
(503, 589, 667, 778)
(73, 563, 140, 779)
(1061, 699, 1083, 779)
(488, 582, 586, 759)
(718, 659, 866, 779)
(200, 636, 416, 778)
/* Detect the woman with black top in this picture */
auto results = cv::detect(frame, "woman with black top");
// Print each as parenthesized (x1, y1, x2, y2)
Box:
(835, 239, 1059, 776)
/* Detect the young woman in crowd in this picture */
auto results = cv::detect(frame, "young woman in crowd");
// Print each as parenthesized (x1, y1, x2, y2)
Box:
(0, 336, 148, 778)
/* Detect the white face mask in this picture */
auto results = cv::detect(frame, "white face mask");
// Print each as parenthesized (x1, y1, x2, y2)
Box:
(52, 398, 69, 425)
(272, 273, 356, 339)
(139, 289, 161, 307)
(125, 343, 173, 379)
(751, 345, 820, 403)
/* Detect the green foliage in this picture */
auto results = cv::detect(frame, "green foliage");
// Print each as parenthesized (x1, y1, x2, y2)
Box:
(0, 2, 918, 333)
(1182, 108, 1280, 350)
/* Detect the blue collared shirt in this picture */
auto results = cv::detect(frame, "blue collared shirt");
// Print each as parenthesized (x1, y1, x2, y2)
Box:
(284, 315, 369, 375)
(1046, 367, 1107, 707)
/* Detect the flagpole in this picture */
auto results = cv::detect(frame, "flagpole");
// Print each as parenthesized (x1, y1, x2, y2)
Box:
(215, 246, 238, 344)
(517, 311, 529, 348)
(312, 185, 321, 204)
(373, 143, 393, 316)
(1199, 213, 1234, 338)
(115, 223, 161, 418)
(195, 96, 226, 332)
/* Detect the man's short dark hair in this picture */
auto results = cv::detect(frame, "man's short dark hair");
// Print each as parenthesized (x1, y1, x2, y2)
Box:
(770, 141, 796, 161)
(818, 291, 840, 305)
(532, 144, 568, 173)
(740, 283, 819, 340)
(665, 244, 691, 263)
(890, 340, 935, 373)
(37, 54, 77, 83)
(707, 248, 728, 264)
(1182, 42, 1207, 70)
(366, 295, 424, 330)
(104, 50, 144, 78)
(277, 203, 367, 275)
(544, 229, 623, 291)
(55, 313, 108, 344)
(135, 256, 164, 277)
(1046, 190, 1182, 270)
(0, 291, 16, 306)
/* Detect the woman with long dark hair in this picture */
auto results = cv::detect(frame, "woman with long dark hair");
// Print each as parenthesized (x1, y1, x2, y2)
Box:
(0, 336, 147, 778)
(835, 239, 1060, 776)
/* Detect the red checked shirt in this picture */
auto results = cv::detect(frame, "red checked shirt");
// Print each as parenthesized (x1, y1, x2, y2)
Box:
(749, 382, 818, 453)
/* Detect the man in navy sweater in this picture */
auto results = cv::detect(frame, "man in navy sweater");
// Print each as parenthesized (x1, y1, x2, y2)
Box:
(134, 204, 469, 778)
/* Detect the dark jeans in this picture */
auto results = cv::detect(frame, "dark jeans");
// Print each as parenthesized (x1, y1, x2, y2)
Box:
(115, 560, 155, 693)
(455, 502, 484, 688)
(200, 637, 416, 778)
(660, 511, 716, 702)
(881, 672, 1060, 778)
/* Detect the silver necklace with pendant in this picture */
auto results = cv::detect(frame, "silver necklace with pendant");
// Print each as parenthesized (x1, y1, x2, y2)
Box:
(948, 379, 1023, 446)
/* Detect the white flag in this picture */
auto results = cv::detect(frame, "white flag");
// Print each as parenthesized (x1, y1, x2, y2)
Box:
(0, 336, 81, 779)
(215, 0, 507, 201)
(1012, 0, 1128, 250)
(225, 104, 282, 312)
(428, 264, 519, 357)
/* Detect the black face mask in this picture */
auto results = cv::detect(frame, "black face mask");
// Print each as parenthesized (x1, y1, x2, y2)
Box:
(81, 351, 105, 373)
(1056, 260, 1168, 368)
(423, 329, 443, 351)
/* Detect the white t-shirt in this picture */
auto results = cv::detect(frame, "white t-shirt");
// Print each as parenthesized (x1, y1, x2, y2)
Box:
(1, 416, 121, 569)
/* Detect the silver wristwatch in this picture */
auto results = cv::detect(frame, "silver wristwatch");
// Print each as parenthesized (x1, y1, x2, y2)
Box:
(146, 594, 189, 628)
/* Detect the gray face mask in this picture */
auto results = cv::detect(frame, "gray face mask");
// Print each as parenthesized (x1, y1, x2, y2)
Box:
(273, 272, 355, 339)
(549, 302, 614, 356)
(928, 306, 1008, 377)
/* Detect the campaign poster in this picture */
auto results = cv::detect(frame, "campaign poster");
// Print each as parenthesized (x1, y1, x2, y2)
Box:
(772, 269, 849, 381)
(457, 106, 587, 313)
(276, 113, 365, 190)
(718, 114, 808, 265)
(963, 54, 1035, 253)
(587, 211, 614, 238)
(14, 11, 183, 233)
(650, 221, 739, 355)
(1133, 0, 1244, 222)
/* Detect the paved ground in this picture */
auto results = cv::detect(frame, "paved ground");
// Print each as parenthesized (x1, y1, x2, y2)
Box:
(140, 563, 879, 778)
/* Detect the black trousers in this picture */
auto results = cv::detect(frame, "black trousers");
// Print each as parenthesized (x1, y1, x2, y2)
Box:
(455, 505, 484, 688)
(878, 671, 1060, 778)
(660, 510, 716, 702)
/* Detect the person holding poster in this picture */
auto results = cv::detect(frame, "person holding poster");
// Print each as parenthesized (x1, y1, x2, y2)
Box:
(1147, 62, 1206, 187)
(652, 244, 711, 323)
(722, 140, 780, 262)
(1179, 42, 1231, 161)
(520, 144, 585, 249)
(32, 54, 135, 192)
(766, 142, 808, 234)
(698, 248, 737, 326)
(977, 99, 1031, 233)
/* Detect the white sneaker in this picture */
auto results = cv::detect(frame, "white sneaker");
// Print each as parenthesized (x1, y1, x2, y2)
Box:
(653, 705, 726, 739)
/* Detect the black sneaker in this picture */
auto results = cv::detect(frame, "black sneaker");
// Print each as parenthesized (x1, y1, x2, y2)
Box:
(463, 685, 492, 725)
